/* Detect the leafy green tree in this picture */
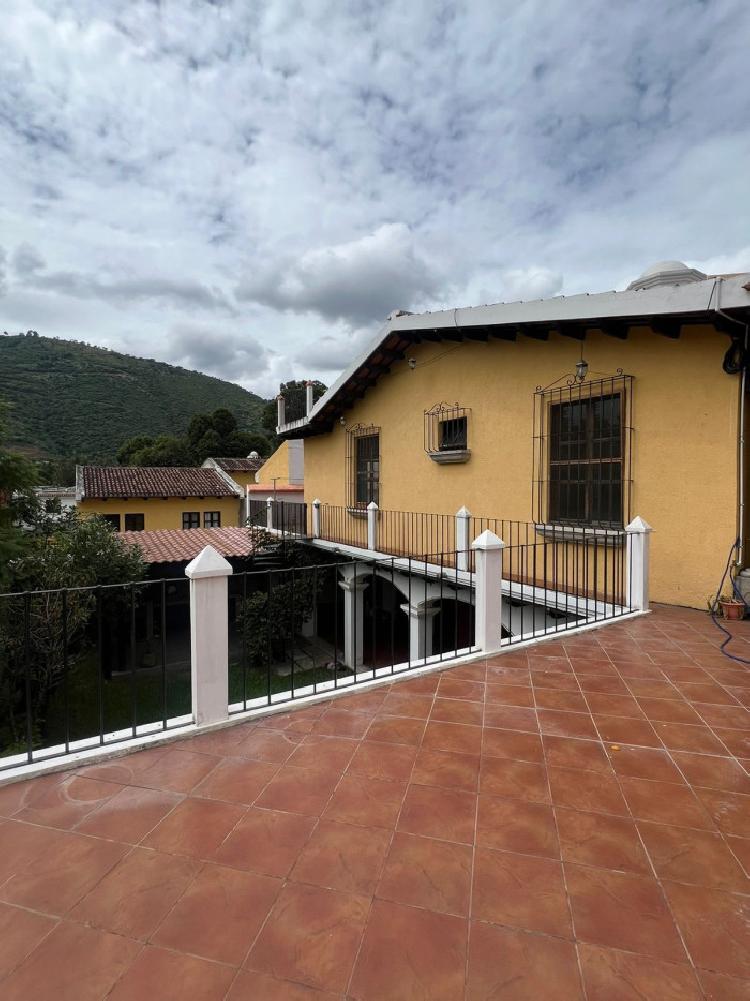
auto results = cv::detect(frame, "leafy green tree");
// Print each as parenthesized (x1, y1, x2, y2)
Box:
(118, 408, 271, 467)
(0, 401, 37, 586)
(226, 430, 272, 458)
(211, 408, 237, 440)
(0, 513, 145, 751)
(130, 435, 195, 467)
(116, 435, 154, 465)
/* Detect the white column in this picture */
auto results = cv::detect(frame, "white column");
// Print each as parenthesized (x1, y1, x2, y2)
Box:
(305, 381, 314, 415)
(401, 603, 440, 663)
(185, 545, 233, 726)
(276, 393, 286, 429)
(266, 496, 274, 531)
(625, 516, 653, 611)
(367, 501, 379, 551)
(472, 529, 505, 654)
(339, 572, 369, 670)
(312, 498, 321, 539)
(456, 505, 471, 571)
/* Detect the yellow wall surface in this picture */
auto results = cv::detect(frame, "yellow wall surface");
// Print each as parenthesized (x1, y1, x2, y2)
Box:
(303, 326, 741, 608)
(222, 470, 256, 491)
(78, 496, 242, 531)
(256, 441, 292, 485)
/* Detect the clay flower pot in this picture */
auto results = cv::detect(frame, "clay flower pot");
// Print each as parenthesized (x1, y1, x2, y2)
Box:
(720, 599, 745, 621)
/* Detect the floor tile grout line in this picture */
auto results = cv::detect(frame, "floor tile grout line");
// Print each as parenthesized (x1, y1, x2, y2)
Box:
(461, 655, 486, 1000)
(578, 662, 707, 991)
(531, 649, 591, 1001)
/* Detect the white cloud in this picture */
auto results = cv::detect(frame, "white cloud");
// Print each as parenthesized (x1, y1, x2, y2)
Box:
(0, 0, 748, 404)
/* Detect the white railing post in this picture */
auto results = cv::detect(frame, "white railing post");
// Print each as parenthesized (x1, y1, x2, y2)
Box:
(276, 393, 286, 429)
(185, 545, 233, 726)
(456, 505, 471, 571)
(305, 381, 314, 415)
(312, 498, 321, 539)
(266, 496, 274, 531)
(472, 529, 506, 653)
(625, 516, 653, 611)
(367, 501, 378, 551)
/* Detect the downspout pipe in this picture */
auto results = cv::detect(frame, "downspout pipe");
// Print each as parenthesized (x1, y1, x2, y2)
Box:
(711, 277, 750, 567)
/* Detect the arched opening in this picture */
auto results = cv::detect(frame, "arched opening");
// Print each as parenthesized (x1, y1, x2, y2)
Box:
(362, 574, 410, 667)
(431, 598, 476, 655)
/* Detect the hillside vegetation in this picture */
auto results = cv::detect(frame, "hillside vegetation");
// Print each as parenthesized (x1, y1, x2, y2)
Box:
(0, 333, 267, 462)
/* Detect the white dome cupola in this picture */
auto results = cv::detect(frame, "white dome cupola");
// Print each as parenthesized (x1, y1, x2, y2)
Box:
(627, 260, 707, 291)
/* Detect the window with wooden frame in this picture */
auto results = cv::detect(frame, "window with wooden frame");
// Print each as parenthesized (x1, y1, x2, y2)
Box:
(533, 372, 632, 529)
(346, 424, 380, 509)
(101, 513, 121, 531)
(182, 511, 200, 529)
(203, 511, 221, 528)
(124, 513, 144, 531)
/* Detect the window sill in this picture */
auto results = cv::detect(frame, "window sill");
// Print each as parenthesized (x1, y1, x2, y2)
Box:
(346, 507, 369, 518)
(535, 523, 625, 546)
(427, 449, 471, 465)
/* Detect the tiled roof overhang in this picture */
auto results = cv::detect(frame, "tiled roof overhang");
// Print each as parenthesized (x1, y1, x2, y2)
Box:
(281, 274, 750, 439)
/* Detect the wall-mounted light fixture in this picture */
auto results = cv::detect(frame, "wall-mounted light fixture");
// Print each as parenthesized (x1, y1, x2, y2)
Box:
(339, 416, 346, 426)
(575, 358, 589, 382)
(408, 358, 417, 370)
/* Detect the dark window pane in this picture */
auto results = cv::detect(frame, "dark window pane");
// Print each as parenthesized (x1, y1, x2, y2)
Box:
(203, 511, 221, 528)
(182, 512, 200, 529)
(354, 434, 379, 505)
(438, 416, 467, 450)
(124, 513, 144, 531)
(102, 513, 121, 531)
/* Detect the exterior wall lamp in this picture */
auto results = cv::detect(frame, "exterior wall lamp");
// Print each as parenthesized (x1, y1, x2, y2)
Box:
(575, 358, 589, 382)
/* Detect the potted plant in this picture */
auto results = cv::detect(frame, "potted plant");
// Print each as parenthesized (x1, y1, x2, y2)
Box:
(718, 594, 746, 620)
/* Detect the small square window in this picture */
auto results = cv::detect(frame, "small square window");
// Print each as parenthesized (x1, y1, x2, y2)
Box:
(203, 511, 221, 528)
(182, 512, 200, 529)
(124, 513, 145, 531)
(101, 513, 121, 531)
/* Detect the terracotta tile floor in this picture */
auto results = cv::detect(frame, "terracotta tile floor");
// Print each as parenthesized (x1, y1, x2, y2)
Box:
(1, 605, 750, 999)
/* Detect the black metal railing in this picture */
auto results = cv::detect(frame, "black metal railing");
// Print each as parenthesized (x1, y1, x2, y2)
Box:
(0, 578, 190, 769)
(281, 388, 308, 425)
(228, 551, 476, 713)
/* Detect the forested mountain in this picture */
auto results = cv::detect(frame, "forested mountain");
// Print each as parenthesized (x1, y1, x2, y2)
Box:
(0, 333, 267, 462)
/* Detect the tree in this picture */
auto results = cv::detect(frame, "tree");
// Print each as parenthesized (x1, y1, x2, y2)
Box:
(0, 513, 145, 751)
(0, 400, 37, 587)
(117, 407, 271, 467)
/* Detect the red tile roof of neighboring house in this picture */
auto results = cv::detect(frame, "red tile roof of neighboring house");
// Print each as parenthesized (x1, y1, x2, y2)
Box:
(120, 527, 255, 563)
(210, 456, 264, 472)
(80, 466, 241, 499)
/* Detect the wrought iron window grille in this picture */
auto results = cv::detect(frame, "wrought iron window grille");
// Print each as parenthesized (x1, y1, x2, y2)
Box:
(424, 403, 471, 463)
(346, 424, 381, 510)
(532, 369, 633, 530)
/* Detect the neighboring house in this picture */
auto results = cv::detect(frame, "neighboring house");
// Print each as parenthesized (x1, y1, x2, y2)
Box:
(277, 261, 750, 609)
(75, 465, 243, 531)
(248, 440, 304, 505)
(33, 485, 77, 516)
(202, 454, 264, 492)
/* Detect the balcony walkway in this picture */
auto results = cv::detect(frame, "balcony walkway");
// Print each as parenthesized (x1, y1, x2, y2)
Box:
(0, 606, 749, 999)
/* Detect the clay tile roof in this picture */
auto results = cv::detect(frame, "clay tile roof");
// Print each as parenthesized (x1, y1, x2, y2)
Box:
(211, 456, 264, 472)
(81, 466, 240, 499)
(120, 527, 255, 563)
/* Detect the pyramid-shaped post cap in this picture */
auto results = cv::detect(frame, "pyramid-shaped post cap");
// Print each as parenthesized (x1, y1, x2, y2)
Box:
(471, 529, 506, 551)
(367, 500, 379, 511)
(312, 498, 321, 506)
(625, 516, 653, 534)
(456, 505, 471, 518)
(185, 545, 233, 579)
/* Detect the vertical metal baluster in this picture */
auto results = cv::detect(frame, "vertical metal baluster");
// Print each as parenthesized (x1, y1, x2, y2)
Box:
(62, 589, 70, 754)
(130, 584, 137, 737)
(439, 552, 444, 661)
(23, 593, 33, 763)
(407, 557, 412, 671)
(242, 572, 248, 709)
(333, 565, 339, 689)
(389, 558, 395, 674)
(161, 580, 167, 729)
(311, 566, 318, 694)
(290, 568, 296, 699)
(266, 572, 272, 706)
(97, 587, 104, 745)
(371, 559, 376, 680)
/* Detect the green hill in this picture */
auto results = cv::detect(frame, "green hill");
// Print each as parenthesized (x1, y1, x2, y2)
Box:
(0, 333, 267, 462)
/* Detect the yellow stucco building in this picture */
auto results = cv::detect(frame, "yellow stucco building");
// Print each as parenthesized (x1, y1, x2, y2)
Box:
(75, 465, 243, 531)
(279, 263, 750, 609)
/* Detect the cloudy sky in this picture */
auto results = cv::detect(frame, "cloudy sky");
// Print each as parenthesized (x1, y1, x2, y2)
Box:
(2, 0, 749, 398)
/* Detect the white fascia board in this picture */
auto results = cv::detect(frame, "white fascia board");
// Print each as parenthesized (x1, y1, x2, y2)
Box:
(292, 274, 750, 432)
